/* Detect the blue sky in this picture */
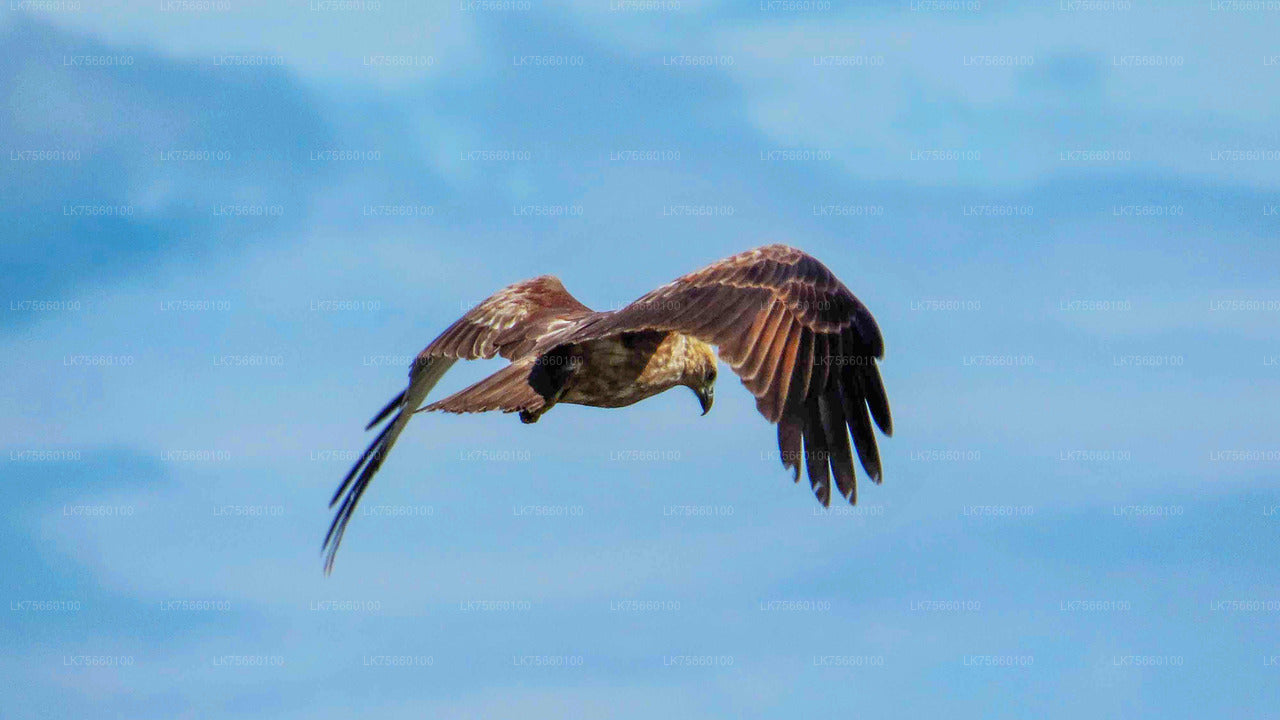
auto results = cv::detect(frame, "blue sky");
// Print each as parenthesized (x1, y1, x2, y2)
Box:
(3, 2, 1279, 717)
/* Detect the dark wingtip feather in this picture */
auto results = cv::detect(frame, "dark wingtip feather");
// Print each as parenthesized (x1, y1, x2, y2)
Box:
(844, 368, 883, 485)
(862, 364, 893, 437)
(329, 421, 394, 508)
(802, 400, 831, 506)
(365, 390, 406, 431)
(819, 392, 857, 505)
(777, 415, 803, 482)
(323, 422, 398, 574)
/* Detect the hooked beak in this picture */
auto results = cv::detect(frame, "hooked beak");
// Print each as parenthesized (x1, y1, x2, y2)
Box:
(695, 385, 714, 416)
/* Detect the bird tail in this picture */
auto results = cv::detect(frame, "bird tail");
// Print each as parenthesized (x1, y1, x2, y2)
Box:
(323, 356, 456, 574)
(419, 358, 544, 415)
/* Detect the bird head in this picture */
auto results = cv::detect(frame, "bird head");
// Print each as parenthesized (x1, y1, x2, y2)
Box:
(685, 338, 717, 415)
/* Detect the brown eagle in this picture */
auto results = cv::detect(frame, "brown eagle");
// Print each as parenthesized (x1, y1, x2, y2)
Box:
(324, 245, 893, 572)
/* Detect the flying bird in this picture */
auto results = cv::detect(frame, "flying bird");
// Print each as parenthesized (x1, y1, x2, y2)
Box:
(323, 244, 893, 572)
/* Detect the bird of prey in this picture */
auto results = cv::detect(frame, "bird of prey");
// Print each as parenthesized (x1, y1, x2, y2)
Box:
(323, 244, 893, 572)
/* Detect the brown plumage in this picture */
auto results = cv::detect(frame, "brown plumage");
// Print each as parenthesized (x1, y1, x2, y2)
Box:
(323, 244, 893, 573)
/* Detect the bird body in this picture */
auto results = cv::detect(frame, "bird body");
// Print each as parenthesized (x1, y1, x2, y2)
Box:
(323, 244, 892, 573)
(537, 331, 715, 410)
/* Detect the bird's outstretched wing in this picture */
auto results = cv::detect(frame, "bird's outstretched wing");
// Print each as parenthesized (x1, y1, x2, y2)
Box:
(323, 276, 593, 573)
(554, 244, 892, 506)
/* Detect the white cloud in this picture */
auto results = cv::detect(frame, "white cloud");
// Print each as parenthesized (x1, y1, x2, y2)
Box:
(25, 2, 480, 88)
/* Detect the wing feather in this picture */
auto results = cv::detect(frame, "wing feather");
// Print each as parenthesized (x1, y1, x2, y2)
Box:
(861, 362, 894, 436)
(789, 330, 815, 405)
(675, 288, 730, 339)
(844, 365, 883, 483)
(809, 333, 831, 396)
(550, 244, 890, 507)
(421, 275, 593, 364)
(766, 322, 802, 423)
(739, 301, 789, 385)
(325, 275, 592, 573)
(745, 309, 792, 396)
(820, 390, 857, 503)
(422, 358, 545, 415)
(777, 414, 803, 482)
(802, 398, 832, 506)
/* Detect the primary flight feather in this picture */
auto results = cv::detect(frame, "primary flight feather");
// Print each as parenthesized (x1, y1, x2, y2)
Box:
(323, 244, 893, 573)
